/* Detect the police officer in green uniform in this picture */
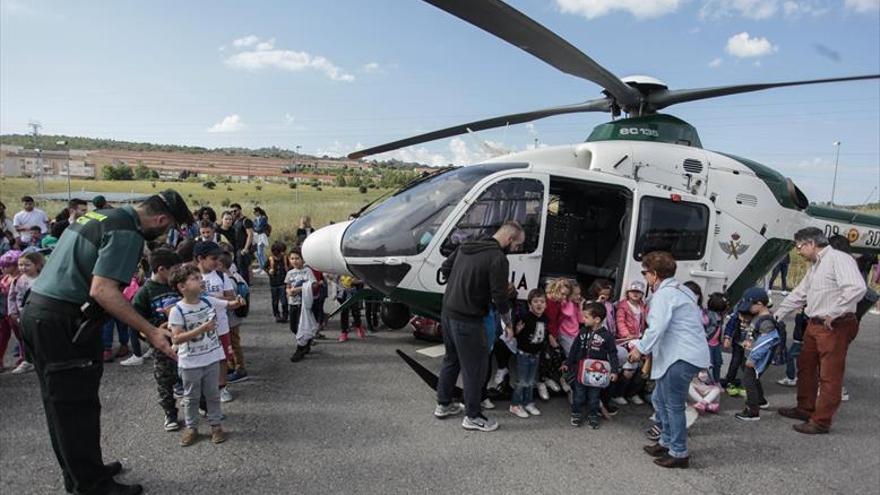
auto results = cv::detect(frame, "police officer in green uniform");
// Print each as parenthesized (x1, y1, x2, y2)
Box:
(20, 190, 192, 495)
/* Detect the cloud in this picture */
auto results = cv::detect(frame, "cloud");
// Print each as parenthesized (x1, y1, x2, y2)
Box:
(726, 32, 778, 58)
(207, 114, 243, 133)
(700, 0, 778, 19)
(224, 36, 355, 82)
(283, 113, 296, 125)
(845, 0, 880, 13)
(232, 35, 259, 48)
(363, 62, 381, 73)
(812, 43, 841, 62)
(782, 1, 829, 17)
(709, 57, 723, 68)
(555, 0, 683, 19)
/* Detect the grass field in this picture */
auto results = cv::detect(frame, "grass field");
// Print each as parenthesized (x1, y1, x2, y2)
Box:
(0, 177, 391, 243)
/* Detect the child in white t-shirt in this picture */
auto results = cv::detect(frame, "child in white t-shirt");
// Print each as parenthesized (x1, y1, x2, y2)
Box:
(168, 263, 242, 447)
(195, 241, 237, 403)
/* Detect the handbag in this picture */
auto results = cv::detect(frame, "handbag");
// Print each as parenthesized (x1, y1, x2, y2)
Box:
(577, 358, 611, 388)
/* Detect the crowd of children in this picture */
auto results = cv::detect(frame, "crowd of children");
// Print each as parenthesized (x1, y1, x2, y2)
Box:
(487, 273, 795, 433)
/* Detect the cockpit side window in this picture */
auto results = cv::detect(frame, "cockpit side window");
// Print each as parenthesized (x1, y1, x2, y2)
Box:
(441, 178, 544, 256)
(633, 197, 709, 261)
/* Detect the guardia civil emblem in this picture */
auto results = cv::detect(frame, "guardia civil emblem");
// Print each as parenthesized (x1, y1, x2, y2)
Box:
(720, 232, 749, 259)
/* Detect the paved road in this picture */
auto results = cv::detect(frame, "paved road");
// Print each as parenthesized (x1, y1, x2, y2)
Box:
(1, 279, 878, 494)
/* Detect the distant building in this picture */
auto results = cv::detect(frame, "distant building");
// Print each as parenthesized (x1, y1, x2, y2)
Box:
(0, 145, 94, 178)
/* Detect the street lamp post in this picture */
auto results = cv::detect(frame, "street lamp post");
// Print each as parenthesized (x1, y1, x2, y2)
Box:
(57, 140, 70, 201)
(831, 141, 841, 206)
(295, 145, 301, 204)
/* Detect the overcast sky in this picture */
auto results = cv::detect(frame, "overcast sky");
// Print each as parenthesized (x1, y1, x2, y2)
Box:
(1, 0, 878, 204)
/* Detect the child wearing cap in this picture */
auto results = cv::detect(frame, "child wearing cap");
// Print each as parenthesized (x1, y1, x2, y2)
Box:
(733, 287, 781, 422)
(611, 280, 648, 405)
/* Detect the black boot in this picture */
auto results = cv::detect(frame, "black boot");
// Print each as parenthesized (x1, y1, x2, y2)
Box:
(290, 346, 307, 362)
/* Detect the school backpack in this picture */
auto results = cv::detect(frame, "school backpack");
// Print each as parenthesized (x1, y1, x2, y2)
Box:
(231, 272, 250, 318)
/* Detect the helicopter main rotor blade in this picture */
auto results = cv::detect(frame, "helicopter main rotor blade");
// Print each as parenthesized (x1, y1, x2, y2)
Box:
(422, 0, 641, 110)
(648, 74, 880, 110)
(347, 98, 611, 159)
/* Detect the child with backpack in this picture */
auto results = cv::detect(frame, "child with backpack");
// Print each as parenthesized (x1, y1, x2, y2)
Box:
(131, 249, 183, 431)
(705, 293, 728, 383)
(564, 302, 619, 429)
(168, 264, 243, 446)
(733, 288, 781, 422)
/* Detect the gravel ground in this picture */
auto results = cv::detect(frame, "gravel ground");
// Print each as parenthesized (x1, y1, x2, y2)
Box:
(1, 279, 878, 494)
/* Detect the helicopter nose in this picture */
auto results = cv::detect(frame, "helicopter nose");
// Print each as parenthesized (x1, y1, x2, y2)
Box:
(302, 220, 353, 276)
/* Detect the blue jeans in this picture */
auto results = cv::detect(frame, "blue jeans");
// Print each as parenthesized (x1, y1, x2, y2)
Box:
(653, 360, 699, 458)
(511, 352, 539, 406)
(709, 344, 722, 383)
(256, 244, 268, 270)
(785, 341, 802, 380)
(101, 319, 130, 351)
(571, 382, 602, 419)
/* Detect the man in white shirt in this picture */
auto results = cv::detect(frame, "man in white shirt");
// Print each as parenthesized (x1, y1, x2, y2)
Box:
(775, 227, 866, 434)
(12, 196, 49, 248)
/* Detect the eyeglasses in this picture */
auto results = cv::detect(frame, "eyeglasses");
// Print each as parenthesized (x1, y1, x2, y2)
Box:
(795, 242, 807, 250)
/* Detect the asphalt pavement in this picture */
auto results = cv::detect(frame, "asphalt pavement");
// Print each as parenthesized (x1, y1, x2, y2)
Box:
(1, 279, 878, 494)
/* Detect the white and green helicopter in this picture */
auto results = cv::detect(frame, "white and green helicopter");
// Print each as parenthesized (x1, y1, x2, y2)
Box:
(303, 0, 880, 330)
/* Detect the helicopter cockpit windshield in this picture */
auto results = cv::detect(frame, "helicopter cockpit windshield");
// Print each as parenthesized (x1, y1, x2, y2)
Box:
(341, 163, 528, 258)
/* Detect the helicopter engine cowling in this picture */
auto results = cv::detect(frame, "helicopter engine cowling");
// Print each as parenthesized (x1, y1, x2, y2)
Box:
(301, 220, 354, 276)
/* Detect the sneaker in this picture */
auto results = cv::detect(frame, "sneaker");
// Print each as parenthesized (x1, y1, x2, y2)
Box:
(462, 414, 499, 432)
(102, 350, 115, 363)
(604, 403, 620, 416)
(738, 387, 748, 398)
(537, 383, 550, 401)
(180, 428, 198, 447)
(628, 395, 645, 405)
(759, 400, 770, 410)
(173, 384, 184, 399)
(777, 377, 797, 387)
(481, 398, 495, 410)
(120, 355, 144, 367)
(227, 370, 249, 384)
(211, 426, 228, 444)
(588, 416, 600, 429)
(219, 387, 234, 403)
(612, 396, 628, 406)
(115, 345, 130, 358)
(524, 403, 541, 416)
(726, 384, 739, 397)
(735, 408, 761, 421)
(337, 332, 349, 343)
(509, 405, 529, 418)
(570, 415, 583, 427)
(492, 369, 509, 387)
(11, 361, 34, 374)
(434, 402, 464, 418)
(841, 387, 850, 402)
(560, 380, 571, 394)
(164, 414, 180, 432)
(355, 326, 367, 339)
(142, 347, 154, 360)
(545, 379, 561, 393)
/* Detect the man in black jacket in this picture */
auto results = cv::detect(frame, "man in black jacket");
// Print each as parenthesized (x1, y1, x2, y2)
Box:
(434, 221, 525, 432)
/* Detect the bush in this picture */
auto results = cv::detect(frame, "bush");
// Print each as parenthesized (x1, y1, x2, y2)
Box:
(221, 198, 231, 207)
(359, 185, 368, 194)
(289, 183, 297, 189)
(226, 185, 233, 191)
(255, 185, 263, 191)
(151, 181, 156, 188)
(203, 181, 216, 190)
